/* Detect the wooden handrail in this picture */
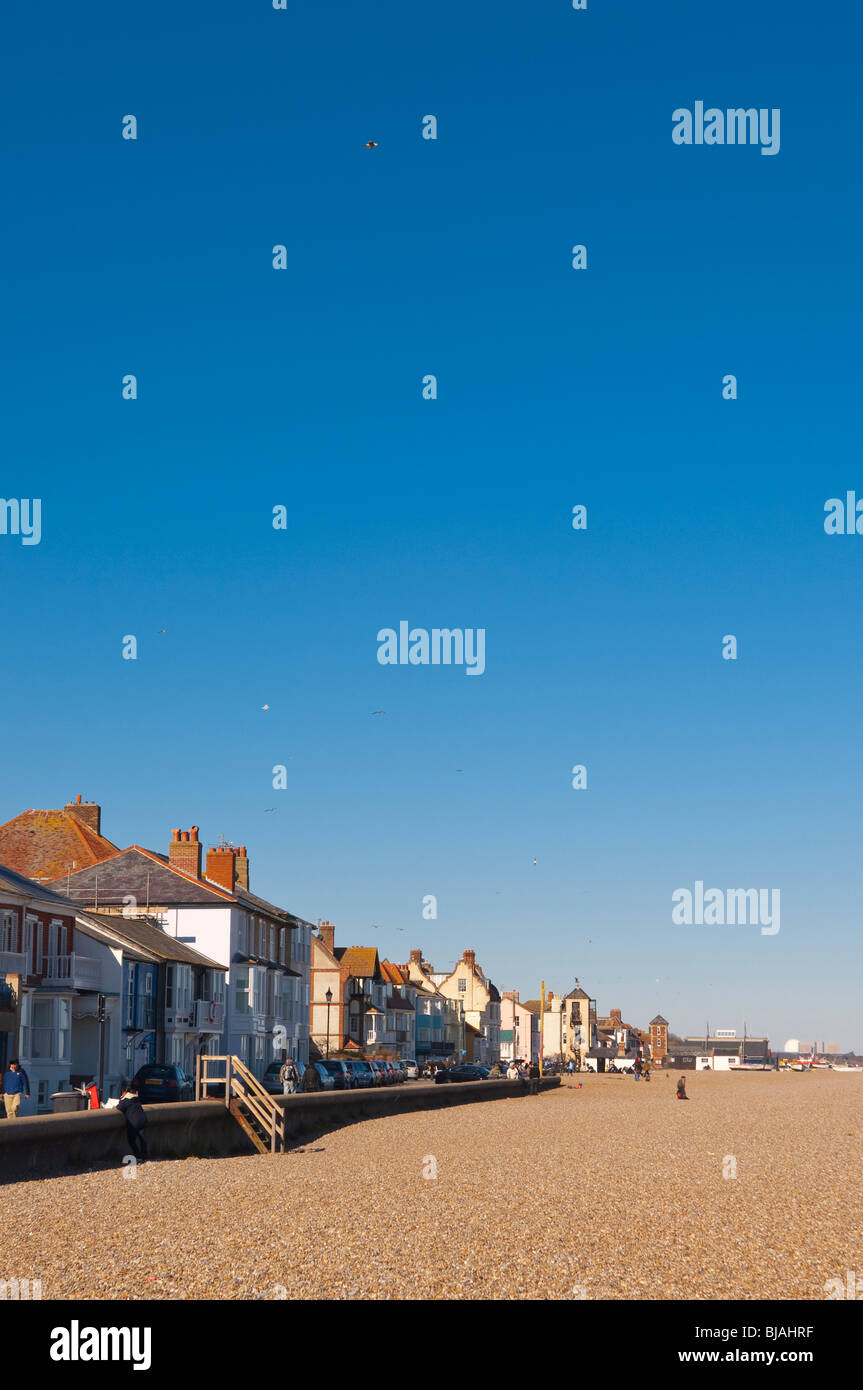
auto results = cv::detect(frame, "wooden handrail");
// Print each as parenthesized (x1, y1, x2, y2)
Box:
(198, 1054, 286, 1153)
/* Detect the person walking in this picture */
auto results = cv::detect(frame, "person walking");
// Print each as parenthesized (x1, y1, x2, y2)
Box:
(279, 1058, 299, 1095)
(117, 1085, 148, 1163)
(642, 1059, 651, 1082)
(301, 1059, 322, 1092)
(676, 1075, 688, 1100)
(634, 1056, 643, 1081)
(528, 1060, 540, 1096)
(2, 1060, 31, 1118)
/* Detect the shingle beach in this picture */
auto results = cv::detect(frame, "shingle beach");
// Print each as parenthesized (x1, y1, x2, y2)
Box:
(4, 1072, 860, 1300)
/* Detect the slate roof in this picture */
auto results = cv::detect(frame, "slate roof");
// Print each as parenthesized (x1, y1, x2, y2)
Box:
(566, 986, 591, 1001)
(650, 1014, 669, 1026)
(0, 809, 120, 882)
(45, 846, 311, 928)
(77, 911, 227, 970)
(487, 982, 501, 1003)
(0, 862, 80, 911)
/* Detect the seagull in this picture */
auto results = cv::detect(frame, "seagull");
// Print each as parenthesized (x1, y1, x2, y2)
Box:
(158, 629, 167, 634)
(261, 704, 270, 710)
(264, 808, 276, 813)
(371, 710, 384, 715)
(365, 141, 379, 149)
(533, 858, 537, 866)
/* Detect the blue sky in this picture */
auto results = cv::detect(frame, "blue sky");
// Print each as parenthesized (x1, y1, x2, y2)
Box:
(3, 1, 861, 1048)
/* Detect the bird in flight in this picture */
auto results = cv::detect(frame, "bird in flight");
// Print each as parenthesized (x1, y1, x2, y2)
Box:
(261, 704, 270, 710)
(371, 710, 384, 715)
(158, 628, 167, 634)
(364, 141, 378, 149)
(264, 808, 276, 813)
(533, 858, 537, 866)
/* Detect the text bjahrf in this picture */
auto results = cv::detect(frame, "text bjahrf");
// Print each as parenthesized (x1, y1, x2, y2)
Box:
(672, 103, 780, 156)
(672, 881, 780, 935)
(377, 623, 486, 676)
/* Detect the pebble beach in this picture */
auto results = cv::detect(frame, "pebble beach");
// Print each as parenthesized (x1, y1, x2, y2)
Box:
(3, 1071, 860, 1300)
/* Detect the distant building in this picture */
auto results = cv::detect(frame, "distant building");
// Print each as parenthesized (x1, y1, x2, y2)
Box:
(500, 990, 539, 1063)
(0, 796, 120, 883)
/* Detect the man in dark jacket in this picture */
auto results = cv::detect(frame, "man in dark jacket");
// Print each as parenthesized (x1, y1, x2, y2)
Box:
(301, 1060, 322, 1092)
(117, 1085, 148, 1161)
(2, 1060, 31, 1118)
(528, 1061, 540, 1096)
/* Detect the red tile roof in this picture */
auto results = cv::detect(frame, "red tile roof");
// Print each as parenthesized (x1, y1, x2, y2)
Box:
(0, 809, 121, 882)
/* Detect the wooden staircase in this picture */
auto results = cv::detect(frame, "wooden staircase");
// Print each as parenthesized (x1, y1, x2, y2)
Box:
(197, 1054, 287, 1155)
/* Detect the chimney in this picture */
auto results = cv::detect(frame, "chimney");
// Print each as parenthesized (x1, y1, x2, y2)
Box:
(502, 989, 519, 1004)
(462, 948, 476, 970)
(65, 796, 102, 836)
(410, 948, 422, 966)
(610, 1008, 622, 1023)
(206, 845, 236, 892)
(548, 991, 553, 1004)
(319, 920, 335, 955)
(169, 826, 202, 879)
(233, 845, 249, 890)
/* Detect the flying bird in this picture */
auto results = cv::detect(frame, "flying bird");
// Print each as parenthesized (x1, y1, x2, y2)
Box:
(533, 858, 537, 866)
(158, 629, 167, 634)
(364, 141, 378, 149)
(261, 704, 270, 710)
(371, 710, 384, 715)
(264, 808, 276, 813)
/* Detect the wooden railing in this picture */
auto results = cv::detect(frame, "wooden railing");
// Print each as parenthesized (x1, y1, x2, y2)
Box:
(196, 1054, 286, 1155)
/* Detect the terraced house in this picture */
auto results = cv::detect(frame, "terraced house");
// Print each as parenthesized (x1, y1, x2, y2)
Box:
(50, 825, 311, 1078)
(429, 947, 501, 1066)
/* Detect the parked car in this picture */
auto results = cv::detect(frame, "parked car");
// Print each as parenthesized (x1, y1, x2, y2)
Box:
(394, 1060, 409, 1082)
(434, 1064, 490, 1085)
(348, 1059, 375, 1088)
(318, 1059, 353, 1090)
(369, 1059, 390, 1085)
(382, 1061, 402, 1085)
(403, 1059, 419, 1079)
(132, 1064, 195, 1102)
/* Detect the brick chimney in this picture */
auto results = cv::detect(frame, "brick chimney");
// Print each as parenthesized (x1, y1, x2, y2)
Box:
(169, 827, 202, 878)
(206, 845, 236, 892)
(610, 1007, 622, 1023)
(233, 845, 249, 890)
(462, 948, 476, 970)
(65, 795, 102, 836)
(319, 920, 335, 955)
(502, 989, 519, 1004)
(410, 948, 422, 965)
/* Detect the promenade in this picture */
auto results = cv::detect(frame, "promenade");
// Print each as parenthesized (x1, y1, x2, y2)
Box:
(3, 1072, 858, 1300)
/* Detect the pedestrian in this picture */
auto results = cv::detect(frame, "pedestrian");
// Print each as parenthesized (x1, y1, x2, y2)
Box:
(642, 1059, 651, 1082)
(634, 1056, 643, 1081)
(506, 1061, 519, 1081)
(301, 1059, 322, 1092)
(528, 1061, 540, 1096)
(568, 1059, 575, 1077)
(2, 1059, 31, 1118)
(117, 1085, 148, 1163)
(676, 1075, 688, 1100)
(279, 1057, 299, 1095)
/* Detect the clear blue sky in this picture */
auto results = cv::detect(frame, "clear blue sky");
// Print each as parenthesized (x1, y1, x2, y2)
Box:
(3, 1, 861, 1049)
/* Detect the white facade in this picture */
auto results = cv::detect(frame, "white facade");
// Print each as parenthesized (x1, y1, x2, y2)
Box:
(148, 904, 310, 1077)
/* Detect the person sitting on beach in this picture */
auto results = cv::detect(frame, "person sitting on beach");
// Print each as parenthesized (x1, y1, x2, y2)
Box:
(676, 1075, 688, 1099)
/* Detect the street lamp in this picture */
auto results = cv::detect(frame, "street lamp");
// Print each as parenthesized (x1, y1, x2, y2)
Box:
(325, 987, 333, 1057)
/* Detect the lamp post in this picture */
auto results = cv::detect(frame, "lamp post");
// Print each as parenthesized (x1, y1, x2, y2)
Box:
(325, 987, 332, 1057)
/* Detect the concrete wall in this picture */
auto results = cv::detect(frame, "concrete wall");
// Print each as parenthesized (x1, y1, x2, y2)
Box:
(0, 1077, 560, 1183)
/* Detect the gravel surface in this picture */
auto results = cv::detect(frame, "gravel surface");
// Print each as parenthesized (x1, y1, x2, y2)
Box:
(3, 1071, 860, 1300)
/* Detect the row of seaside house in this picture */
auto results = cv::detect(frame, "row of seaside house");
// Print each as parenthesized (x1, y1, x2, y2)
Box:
(0, 796, 736, 1114)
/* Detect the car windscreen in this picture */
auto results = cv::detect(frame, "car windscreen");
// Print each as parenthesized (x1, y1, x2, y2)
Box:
(139, 1067, 175, 1078)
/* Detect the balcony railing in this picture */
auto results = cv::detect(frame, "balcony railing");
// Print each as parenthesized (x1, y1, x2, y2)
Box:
(0, 950, 26, 976)
(40, 954, 101, 990)
(195, 999, 225, 1032)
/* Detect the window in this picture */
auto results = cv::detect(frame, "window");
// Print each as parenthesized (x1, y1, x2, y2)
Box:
(234, 967, 250, 1015)
(38, 1080, 50, 1107)
(0, 912, 16, 952)
(58, 998, 71, 1060)
(458, 978, 466, 993)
